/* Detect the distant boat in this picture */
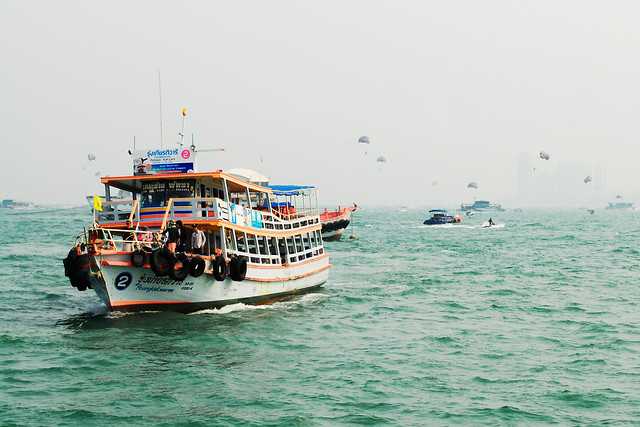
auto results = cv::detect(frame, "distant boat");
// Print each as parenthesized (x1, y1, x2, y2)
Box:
(606, 201, 634, 210)
(460, 200, 505, 212)
(423, 209, 462, 225)
(1, 199, 34, 209)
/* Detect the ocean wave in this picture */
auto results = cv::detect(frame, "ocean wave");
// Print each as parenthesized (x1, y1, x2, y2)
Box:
(188, 293, 328, 315)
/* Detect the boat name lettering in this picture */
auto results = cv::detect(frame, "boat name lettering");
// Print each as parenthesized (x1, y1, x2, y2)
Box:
(136, 274, 194, 286)
(147, 149, 179, 158)
(135, 285, 175, 293)
(133, 274, 195, 293)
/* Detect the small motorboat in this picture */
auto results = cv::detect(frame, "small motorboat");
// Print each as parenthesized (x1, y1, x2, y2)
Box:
(423, 209, 462, 225)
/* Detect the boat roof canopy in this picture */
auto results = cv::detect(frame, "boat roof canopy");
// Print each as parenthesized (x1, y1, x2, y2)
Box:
(268, 185, 316, 196)
(226, 168, 270, 185)
(429, 209, 447, 213)
(100, 171, 273, 194)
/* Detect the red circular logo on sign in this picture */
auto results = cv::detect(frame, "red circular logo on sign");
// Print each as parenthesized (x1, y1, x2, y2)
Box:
(181, 149, 191, 159)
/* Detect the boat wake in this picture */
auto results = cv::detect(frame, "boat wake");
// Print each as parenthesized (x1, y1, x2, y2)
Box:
(417, 224, 477, 229)
(415, 223, 506, 230)
(481, 222, 506, 229)
(188, 293, 328, 315)
(87, 303, 109, 316)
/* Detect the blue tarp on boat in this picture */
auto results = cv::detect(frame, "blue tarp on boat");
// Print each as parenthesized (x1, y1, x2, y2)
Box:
(268, 185, 315, 195)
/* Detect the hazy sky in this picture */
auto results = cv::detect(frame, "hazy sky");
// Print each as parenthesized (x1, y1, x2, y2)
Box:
(2, 1, 639, 207)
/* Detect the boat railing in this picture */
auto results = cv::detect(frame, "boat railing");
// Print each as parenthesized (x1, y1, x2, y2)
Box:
(84, 227, 163, 252)
(96, 199, 135, 222)
(95, 196, 321, 232)
(259, 208, 320, 231)
(158, 197, 320, 231)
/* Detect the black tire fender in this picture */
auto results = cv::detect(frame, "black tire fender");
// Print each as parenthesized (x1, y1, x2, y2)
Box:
(212, 255, 226, 281)
(169, 253, 190, 281)
(230, 256, 247, 282)
(151, 248, 174, 277)
(131, 250, 145, 268)
(189, 256, 206, 278)
(63, 248, 77, 277)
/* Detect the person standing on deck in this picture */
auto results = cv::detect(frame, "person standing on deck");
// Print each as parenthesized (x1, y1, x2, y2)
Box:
(164, 220, 181, 253)
(177, 220, 190, 252)
(191, 224, 206, 255)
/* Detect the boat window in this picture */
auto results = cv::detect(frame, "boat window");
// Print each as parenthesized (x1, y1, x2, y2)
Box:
(141, 181, 167, 207)
(268, 237, 277, 256)
(247, 234, 258, 254)
(225, 229, 236, 251)
(236, 233, 247, 253)
(167, 180, 195, 199)
(286, 237, 295, 255)
(277, 238, 287, 264)
(258, 236, 268, 255)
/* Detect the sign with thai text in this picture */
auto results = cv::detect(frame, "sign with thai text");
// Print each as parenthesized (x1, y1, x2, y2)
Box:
(133, 147, 196, 175)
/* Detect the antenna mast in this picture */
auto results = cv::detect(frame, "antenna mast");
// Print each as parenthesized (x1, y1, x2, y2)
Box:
(178, 107, 187, 147)
(157, 69, 164, 148)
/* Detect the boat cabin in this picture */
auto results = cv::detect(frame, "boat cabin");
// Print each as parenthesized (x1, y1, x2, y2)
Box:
(95, 170, 324, 266)
(428, 209, 448, 218)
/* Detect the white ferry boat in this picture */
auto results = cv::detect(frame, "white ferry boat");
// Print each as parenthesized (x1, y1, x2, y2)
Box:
(606, 196, 634, 210)
(460, 200, 505, 212)
(64, 147, 329, 312)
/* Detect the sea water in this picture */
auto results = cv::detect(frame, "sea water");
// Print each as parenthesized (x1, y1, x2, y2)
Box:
(0, 208, 639, 425)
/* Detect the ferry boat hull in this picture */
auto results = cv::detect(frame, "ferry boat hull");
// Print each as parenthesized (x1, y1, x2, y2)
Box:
(321, 207, 356, 241)
(92, 254, 330, 312)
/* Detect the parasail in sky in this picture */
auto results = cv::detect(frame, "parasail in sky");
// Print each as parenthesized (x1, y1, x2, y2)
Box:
(539, 151, 551, 160)
(467, 181, 479, 189)
(376, 155, 387, 163)
(87, 153, 96, 161)
(584, 175, 592, 184)
(358, 136, 370, 155)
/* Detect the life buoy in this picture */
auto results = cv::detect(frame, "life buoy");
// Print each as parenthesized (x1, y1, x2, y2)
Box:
(189, 256, 206, 278)
(169, 253, 190, 281)
(151, 248, 174, 277)
(212, 255, 226, 281)
(229, 256, 247, 281)
(131, 250, 145, 268)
